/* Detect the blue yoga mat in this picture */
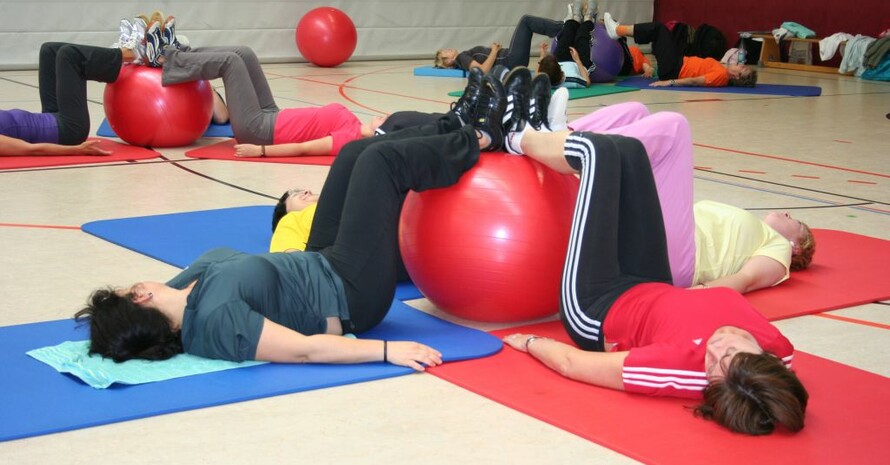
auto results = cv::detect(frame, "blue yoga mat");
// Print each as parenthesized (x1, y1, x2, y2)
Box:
(615, 76, 822, 96)
(414, 65, 468, 78)
(0, 300, 502, 441)
(81, 206, 423, 300)
(96, 118, 234, 138)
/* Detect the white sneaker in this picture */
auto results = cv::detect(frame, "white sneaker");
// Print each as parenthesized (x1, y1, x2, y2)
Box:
(548, 88, 569, 131)
(603, 12, 620, 40)
(111, 19, 132, 48)
(564, 3, 574, 22)
(122, 17, 148, 64)
(586, 1, 599, 22)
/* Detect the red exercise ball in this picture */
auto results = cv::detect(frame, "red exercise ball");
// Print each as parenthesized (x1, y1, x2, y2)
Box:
(399, 152, 580, 323)
(295, 7, 357, 67)
(103, 65, 213, 147)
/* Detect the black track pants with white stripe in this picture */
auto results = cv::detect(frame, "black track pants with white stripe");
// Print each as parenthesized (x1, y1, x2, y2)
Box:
(559, 132, 673, 351)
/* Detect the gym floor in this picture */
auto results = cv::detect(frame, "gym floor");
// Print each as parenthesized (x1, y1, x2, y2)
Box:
(0, 59, 888, 463)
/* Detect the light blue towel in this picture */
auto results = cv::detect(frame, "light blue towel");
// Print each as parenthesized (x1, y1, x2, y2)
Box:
(27, 340, 265, 389)
(781, 21, 816, 39)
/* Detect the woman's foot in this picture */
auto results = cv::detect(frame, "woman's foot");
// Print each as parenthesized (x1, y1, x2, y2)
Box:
(528, 73, 552, 131)
(585, 1, 598, 22)
(144, 21, 164, 67)
(603, 12, 620, 39)
(472, 76, 506, 152)
(112, 19, 132, 48)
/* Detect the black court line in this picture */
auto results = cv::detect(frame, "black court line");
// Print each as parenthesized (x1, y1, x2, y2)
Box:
(695, 167, 889, 208)
(158, 154, 278, 200)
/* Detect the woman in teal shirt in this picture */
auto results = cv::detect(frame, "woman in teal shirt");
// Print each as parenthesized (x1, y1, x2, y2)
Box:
(75, 75, 508, 369)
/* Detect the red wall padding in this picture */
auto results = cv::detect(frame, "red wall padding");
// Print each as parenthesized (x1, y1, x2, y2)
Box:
(654, 0, 889, 44)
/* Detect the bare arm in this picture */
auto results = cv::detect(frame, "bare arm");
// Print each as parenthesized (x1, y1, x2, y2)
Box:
(650, 76, 706, 87)
(693, 255, 788, 294)
(234, 136, 334, 157)
(503, 333, 627, 390)
(255, 318, 443, 371)
(0, 135, 111, 157)
(469, 43, 502, 73)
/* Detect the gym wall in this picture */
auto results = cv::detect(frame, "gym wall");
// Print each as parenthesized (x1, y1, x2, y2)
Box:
(0, 0, 654, 69)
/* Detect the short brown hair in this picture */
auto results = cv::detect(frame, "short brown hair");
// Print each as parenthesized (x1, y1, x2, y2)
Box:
(729, 66, 757, 87)
(790, 222, 815, 271)
(695, 352, 808, 435)
(537, 55, 563, 86)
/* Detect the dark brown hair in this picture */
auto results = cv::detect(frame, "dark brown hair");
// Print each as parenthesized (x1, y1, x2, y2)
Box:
(537, 55, 563, 87)
(75, 288, 183, 362)
(729, 67, 758, 87)
(695, 352, 808, 435)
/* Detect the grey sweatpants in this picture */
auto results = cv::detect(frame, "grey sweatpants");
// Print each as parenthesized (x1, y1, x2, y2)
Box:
(162, 46, 278, 144)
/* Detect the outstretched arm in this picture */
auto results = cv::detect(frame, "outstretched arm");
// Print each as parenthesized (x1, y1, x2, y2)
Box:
(0, 135, 111, 157)
(692, 255, 788, 294)
(650, 76, 706, 87)
(255, 318, 443, 371)
(503, 333, 627, 390)
(234, 136, 334, 157)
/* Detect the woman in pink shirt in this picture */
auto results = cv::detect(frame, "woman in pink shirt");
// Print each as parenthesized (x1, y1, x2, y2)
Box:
(160, 45, 380, 157)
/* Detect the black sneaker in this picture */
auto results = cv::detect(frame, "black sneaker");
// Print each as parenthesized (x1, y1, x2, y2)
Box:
(451, 67, 484, 126)
(502, 67, 532, 134)
(489, 64, 509, 83)
(529, 73, 552, 130)
(472, 75, 506, 152)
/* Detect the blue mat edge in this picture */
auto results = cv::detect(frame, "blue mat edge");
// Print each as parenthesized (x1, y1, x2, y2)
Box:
(414, 65, 467, 78)
(614, 76, 822, 96)
(97, 118, 234, 138)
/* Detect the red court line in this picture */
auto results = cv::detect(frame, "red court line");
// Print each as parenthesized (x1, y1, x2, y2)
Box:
(815, 313, 890, 330)
(792, 174, 821, 179)
(0, 222, 80, 230)
(738, 169, 766, 174)
(695, 143, 890, 179)
(848, 180, 878, 185)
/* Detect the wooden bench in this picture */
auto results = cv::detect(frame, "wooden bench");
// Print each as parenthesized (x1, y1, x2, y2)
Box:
(751, 33, 846, 74)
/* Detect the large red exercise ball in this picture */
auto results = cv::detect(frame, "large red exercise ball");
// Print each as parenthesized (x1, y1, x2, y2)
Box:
(551, 25, 625, 83)
(103, 65, 213, 147)
(295, 7, 357, 67)
(399, 153, 580, 323)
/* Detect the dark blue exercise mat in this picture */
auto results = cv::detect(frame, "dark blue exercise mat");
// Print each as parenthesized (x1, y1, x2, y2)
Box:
(615, 76, 822, 96)
(96, 118, 235, 138)
(81, 206, 423, 300)
(0, 300, 502, 441)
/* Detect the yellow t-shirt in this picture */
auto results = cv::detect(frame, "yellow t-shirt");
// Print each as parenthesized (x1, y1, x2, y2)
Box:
(692, 200, 791, 285)
(269, 203, 317, 253)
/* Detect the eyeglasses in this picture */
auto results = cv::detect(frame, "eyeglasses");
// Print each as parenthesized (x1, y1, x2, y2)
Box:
(287, 188, 310, 198)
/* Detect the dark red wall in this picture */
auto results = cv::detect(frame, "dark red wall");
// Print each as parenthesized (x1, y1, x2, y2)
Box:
(654, 0, 889, 42)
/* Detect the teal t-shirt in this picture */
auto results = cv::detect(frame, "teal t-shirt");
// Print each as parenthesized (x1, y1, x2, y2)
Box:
(167, 248, 349, 362)
(557, 61, 587, 88)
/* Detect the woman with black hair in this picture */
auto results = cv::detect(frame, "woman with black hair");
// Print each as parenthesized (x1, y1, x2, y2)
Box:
(76, 75, 509, 370)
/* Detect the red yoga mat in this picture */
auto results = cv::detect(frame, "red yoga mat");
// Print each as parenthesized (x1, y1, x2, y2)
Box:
(747, 229, 890, 321)
(185, 139, 335, 166)
(431, 321, 889, 465)
(0, 137, 159, 170)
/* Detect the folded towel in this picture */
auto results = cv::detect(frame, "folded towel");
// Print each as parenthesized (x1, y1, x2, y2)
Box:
(27, 340, 265, 389)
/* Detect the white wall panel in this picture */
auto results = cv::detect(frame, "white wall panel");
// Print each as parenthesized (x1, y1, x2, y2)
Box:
(0, 0, 652, 69)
